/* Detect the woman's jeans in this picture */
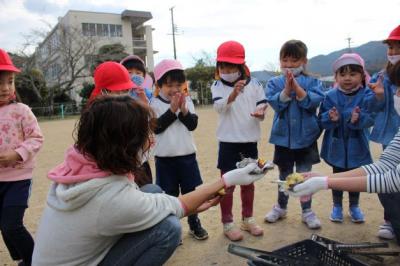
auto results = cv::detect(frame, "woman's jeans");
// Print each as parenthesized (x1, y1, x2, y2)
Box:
(99, 184, 182, 266)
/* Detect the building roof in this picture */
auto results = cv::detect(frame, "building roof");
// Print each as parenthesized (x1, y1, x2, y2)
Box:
(121, 10, 153, 27)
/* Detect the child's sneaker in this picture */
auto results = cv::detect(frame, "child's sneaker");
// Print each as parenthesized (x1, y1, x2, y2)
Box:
(349, 206, 365, 223)
(240, 217, 264, 236)
(329, 205, 343, 223)
(189, 226, 209, 240)
(302, 209, 321, 229)
(223, 222, 243, 241)
(378, 221, 395, 240)
(264, 205, 287, 223)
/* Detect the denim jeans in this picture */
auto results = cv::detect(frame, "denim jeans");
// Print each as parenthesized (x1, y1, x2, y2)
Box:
(99, 184, 182, 266)
(277, 162, 312, 211)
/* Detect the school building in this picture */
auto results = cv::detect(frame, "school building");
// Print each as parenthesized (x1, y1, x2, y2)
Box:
(35, 9, 156, 102)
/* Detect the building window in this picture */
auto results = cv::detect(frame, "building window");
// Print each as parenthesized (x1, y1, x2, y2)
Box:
(82, 23, 122, 38)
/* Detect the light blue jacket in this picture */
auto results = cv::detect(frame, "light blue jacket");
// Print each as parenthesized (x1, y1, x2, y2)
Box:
(319, 87, 375, 169)
(266, 74, 325, 149)
(369, 72, 400, 146)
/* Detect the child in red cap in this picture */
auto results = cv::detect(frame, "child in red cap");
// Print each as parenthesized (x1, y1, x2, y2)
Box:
(211, 40, 267, 241)
(0, 48, 44, 266)
(88, 61, 153, 186)
(150, 59, 209, 241)
(367, 25, 400, 241)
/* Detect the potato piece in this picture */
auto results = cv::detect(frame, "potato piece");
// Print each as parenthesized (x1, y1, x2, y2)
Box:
(285, 173, 304, 191)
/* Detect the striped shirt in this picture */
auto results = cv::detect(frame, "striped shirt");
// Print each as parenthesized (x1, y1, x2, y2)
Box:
(362, 129, 400, 193)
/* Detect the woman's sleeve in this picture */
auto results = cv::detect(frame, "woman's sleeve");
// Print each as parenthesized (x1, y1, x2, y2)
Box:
(367, 167, 400, 193)
(362, 129, 400, 175)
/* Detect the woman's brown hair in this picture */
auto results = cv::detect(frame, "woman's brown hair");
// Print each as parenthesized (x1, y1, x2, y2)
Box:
(74, 96, 155, 175)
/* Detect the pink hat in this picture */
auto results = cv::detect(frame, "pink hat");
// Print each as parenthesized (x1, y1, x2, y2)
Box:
(154, 59, 184, 81)
(120, 55, 145, 66)
(332, 53, 366, 72)
(384, 25, 400, 43)
(0, 49, 20, 73)
(332, 53, 371, 84)
(89, 61, 135, 102)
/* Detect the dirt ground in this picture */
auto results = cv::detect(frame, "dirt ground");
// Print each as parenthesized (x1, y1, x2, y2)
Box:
(1, 106, 400, 265)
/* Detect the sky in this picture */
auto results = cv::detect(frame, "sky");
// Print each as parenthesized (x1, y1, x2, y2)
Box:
(0, 0, 399, 71)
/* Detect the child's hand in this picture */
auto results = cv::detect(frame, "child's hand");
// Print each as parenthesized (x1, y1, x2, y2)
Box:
(170, 93, 180, 113)
(179, 93, 188, 115)
(0, 150, 22, 167)
(283, 71, 294, 96)
(368, 75, 385, 100)
(328, 107, 340, 122)
(291, 74, 306, 99)
(136, 87, 149, 105)
(350, 106, 361, 124)
(250, 104, 268, 118)
(233, 80, 246, 94)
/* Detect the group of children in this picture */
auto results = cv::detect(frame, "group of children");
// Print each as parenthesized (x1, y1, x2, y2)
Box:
(0, 24, 400, 265)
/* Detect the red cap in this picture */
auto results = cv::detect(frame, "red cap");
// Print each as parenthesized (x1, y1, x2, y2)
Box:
(384, 25, 400, 43)
(216, 41, 245, 64)
(89, 61, 135, 101)
(0, 49, 20, 73)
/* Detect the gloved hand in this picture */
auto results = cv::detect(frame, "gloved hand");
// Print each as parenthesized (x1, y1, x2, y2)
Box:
(222, 163, 265, 187)
(289, 176, 328, 197)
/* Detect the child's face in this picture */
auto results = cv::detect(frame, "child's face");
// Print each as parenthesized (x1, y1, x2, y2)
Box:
(160, 81, 184, 99)
(218, 64, 240, 74)
(335, 70, 363, 91)
(0, 72, 15, 105)
(127, 67, 144, 77)
(387, 41, 400, 56)
(280, 56, 307, 68)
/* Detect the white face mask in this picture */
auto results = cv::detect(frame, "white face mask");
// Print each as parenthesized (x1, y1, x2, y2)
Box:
(281, 66, 303, 76)
(220, 72, 241, 83)
(394, 94, 400, 116)
(388, 55, 400, 65)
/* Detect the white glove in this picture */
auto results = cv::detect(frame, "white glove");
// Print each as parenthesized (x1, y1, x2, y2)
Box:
(290, 176, 328, 197)
(222, 163, 265, 187)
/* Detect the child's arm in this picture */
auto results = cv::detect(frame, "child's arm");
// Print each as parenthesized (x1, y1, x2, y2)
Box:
(346, 106, 375, 130)
(178, 95, 198, 131)
(251, 80, 268, 120)
(153, 95, 181, 134)
(266, 78, 291, 113)
(296, 79, 325, 110)
(318, 95, 340, 130)
(365, 74, 385, 112)
(14, 105, 44, 163)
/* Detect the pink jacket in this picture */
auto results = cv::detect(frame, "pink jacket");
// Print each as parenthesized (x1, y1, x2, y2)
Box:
(48, 146, 134, 184)
(0, 103, 43, 182)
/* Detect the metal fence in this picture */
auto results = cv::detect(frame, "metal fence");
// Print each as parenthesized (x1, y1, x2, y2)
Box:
(31, 103, 84, 119)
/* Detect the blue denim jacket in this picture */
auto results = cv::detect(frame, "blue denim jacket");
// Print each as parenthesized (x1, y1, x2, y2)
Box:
(266, 74, 325, 149)
(319, 87, 375, 168)
(369, 72, 400, 146)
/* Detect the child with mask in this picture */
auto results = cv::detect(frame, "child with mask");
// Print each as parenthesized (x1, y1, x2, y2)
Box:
(211, 40, 267, 241)
(367, 25, 400, 240)
(120, 55, 153, 104)
(264, 40, 325, 229)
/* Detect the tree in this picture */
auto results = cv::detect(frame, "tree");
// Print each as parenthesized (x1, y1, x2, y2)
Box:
(185, 52, 215, 105)
(33, 23, 97, 105)
(14, 67, 48, 105)
(79, 82, 95, 105)
(96, 43, 129, 65)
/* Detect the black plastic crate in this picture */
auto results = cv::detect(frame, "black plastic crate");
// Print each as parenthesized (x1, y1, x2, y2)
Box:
(248, 239, 368, 266)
